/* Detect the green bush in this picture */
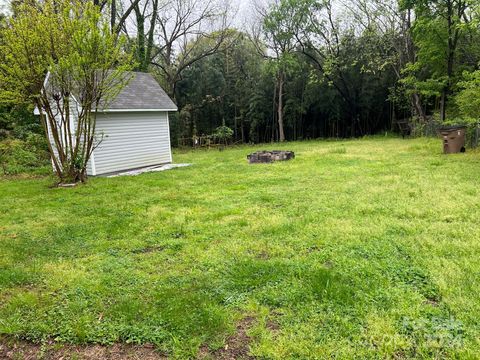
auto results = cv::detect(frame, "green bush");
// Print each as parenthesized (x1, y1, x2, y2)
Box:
(410, 117, 441, 138)
(0, 105, 41, 140)
(453, 71, 480, 147)
(456, 71, 480, 120)
(462, 119, 480, 149)
(213, 125, 234, 145)
(0, 136, 50, 175)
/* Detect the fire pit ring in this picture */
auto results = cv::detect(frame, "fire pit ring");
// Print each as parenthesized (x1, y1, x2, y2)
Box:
(247, 150, 295, 164)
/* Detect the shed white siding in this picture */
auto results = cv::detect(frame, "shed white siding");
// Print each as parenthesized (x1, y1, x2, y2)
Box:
(88, 111, 172, 175)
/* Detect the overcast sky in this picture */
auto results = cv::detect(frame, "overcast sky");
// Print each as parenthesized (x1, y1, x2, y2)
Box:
(0, 0, 9, 13)
(0, 0, 258, 17)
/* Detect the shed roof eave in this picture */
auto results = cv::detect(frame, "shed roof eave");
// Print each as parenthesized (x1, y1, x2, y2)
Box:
(96, 108, 178, 113)
(34, 107, 178, 115)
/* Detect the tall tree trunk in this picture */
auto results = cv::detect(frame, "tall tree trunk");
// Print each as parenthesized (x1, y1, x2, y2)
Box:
(440, 90, 447, 122)
(145, 0, 158, 69)
(277, 71, 285, 142)
(135, 6, 146, 71)
(441, 47, 456, 122)
(271, 79, 277, 142)
(240, 118, 245, 143)
(440, 0, 460, 123)
(402, 8, 428, 123)
(411, 93, 427, 122)
(110, 0, 116, 31)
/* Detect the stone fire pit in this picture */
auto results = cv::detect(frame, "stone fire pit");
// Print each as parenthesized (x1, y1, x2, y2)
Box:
(247, 150, 295, 164)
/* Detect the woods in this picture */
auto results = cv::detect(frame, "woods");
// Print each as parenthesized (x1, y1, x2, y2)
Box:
(1, 0, 480, 148)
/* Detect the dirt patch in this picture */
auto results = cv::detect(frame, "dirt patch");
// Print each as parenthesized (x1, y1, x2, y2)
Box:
(265, 319, 280, 332)
(131, 245, 166, 254)
(199, 316, 255, 360)
(255, 251, 270, 260)
(0, 339, 167, 360)
(306, 245, 321, 254)
(424, 298, 439, 307)
(393, 350, 408, 359)
(323, 260, 334, 269)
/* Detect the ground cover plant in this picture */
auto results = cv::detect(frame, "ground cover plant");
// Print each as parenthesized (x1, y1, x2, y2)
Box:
(0, 137, 480, 359)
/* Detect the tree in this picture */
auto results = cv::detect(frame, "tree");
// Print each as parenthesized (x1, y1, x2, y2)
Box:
(151, 0, 230, 99)
(0, 0, 132, 183)
(111, 0, 142, 35)
(122, 0, 159, 72)
(176, 30, 268, 143)
(259, 0, 310, 141)
(456, 70, 480, 119)
(344, 0, 428, 122)
(401, 0, 477, 122)
(213, 124, 234, 146)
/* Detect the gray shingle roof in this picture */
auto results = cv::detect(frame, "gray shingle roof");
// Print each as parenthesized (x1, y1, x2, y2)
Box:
(104, 72, 177, 111)
(38, 71, 177, 113)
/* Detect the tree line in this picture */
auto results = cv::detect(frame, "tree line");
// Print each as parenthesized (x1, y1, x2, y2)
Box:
(1, 0, 480, 148)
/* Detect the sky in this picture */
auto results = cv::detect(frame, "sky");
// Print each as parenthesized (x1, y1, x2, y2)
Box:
(0, 0, 258, 17)
(0, 0, 264, 23)
(0, 0, 9, 13)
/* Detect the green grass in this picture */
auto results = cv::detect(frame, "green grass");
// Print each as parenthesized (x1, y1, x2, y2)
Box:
(1, 137, 480, 359)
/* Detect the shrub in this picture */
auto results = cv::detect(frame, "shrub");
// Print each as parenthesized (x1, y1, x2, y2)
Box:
(456, 71, 480, 120)
(0, 105, 41, 140)
(0, 136, 49, 175)
(213, 125, 234, 145)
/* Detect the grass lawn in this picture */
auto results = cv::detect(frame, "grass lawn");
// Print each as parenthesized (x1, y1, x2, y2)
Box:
(1, 137, 480, 359)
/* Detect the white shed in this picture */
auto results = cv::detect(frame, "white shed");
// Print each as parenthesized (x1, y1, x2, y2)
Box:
(36, 72, 177, 176)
